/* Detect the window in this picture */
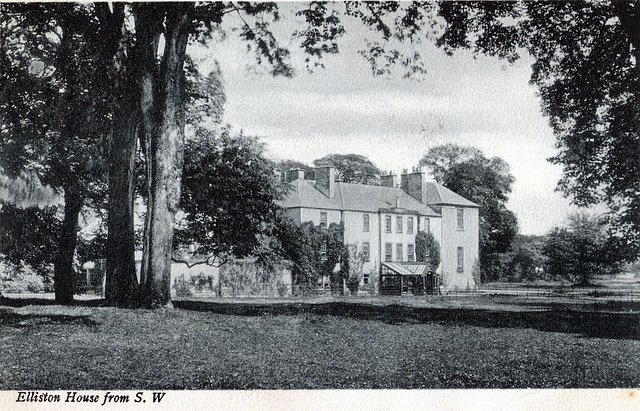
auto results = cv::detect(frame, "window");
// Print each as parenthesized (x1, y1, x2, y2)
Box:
(425, 217, 430, 233)
(321, 241, 327, 259)
(363, 242, 370, 262)
(407, 244, 415, 262)
(363, 213, 370, 232)
(396, 216, 403, 233)
(407, 217, 414, 234)
(363, 273, 370, 285)
(396, 243, 403, 262)
(385, 215, 392, 233)
(320, 212, 327, 229)
(457, 247, 464, 272)
(385, 243, 392, 262)
(456, 208, 464, 230)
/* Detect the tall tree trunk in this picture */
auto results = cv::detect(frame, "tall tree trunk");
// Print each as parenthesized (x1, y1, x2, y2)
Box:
(136, 4, 192, 308)
(53, 187, 83, 304)
(98, 3, 140, 307)
(104, 102, 139, 307)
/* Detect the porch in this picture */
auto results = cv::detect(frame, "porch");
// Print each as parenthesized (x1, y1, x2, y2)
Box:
(379, 262, 441, 296)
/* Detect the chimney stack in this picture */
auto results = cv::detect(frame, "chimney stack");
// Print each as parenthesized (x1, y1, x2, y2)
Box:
(401, 170, 429, 204)
(380, 173, 399, 188)
(285, 168, 305, 183)
(315, 167, 336, 198)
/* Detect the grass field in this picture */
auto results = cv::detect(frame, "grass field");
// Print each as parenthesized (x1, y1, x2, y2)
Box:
(0, 295, 638, 389)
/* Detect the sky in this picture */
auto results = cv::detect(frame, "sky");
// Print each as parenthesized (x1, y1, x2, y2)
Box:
(188, 4, 583, 236)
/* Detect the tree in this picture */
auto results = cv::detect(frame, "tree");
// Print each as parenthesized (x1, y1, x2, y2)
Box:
(1, 3, 110, 303)
(543, 213, 624, 286)
(415, 230, 441, 272)
(277, 160, 311, 173)
(313, 154, 382, 185)
(274, 217, 348, 295)
(418, 144, 484, 183)
(176, 127, 286, 262)
(434, 1, 640, 261)
(107, 2, 341, 307)
(505, 235, 547, 283)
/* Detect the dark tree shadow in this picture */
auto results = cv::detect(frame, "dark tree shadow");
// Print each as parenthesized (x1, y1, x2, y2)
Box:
(1, 295, 637, 340)
(173, 299, 640, 341)
(0, 310, 99, 328)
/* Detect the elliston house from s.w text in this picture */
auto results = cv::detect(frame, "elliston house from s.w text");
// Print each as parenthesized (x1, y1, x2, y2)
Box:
(280, 166, 479, 294)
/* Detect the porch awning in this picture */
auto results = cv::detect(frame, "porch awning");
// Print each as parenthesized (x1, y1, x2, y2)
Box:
(381, 262, 430, 276)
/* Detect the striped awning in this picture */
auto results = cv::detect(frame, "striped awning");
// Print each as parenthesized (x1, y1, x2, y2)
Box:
(381, 262, 430, 276)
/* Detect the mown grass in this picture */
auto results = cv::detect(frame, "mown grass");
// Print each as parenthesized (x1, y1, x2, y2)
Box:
(0, 297, 638, 389)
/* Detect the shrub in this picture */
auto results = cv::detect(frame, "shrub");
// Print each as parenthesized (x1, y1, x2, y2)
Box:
(346, 276, 359, 295)
(276, 279, 290, 297)
(173, 274, 193, 297)
(415, 231, 441, 271)
(0, 262, 46, 293)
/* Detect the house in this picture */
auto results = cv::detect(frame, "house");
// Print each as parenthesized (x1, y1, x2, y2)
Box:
(280, 166, 479, 294)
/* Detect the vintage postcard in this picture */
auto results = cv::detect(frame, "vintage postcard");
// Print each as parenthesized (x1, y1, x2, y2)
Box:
(0, 1, 638, 410)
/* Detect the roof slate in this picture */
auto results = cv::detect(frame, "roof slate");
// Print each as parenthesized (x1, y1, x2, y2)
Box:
(281, 179, 447, 216)
(423, 183, 480, 208)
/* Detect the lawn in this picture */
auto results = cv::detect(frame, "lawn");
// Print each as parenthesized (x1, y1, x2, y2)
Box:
(0, 295, 638, 389)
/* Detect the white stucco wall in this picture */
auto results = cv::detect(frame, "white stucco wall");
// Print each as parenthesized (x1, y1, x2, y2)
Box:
(439, 206, 479, 291)
(342, 211, 380, 274)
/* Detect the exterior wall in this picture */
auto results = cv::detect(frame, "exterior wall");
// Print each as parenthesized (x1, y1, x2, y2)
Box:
(299, 207, 342, 227)
(342, 210, 380, 275)
(417, 215, 443, 272)
(439, 206, 479, 291)
(284, 207, 342, 228)
(379, 212, 421, 263)
(284, 208, 302, 224)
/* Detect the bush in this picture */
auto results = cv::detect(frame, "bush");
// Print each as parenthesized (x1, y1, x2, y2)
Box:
(276, 280, 290, 297)
(173, 274, 193, 297)
(346, 276, 359, 295)
(0, 262, 46, 293)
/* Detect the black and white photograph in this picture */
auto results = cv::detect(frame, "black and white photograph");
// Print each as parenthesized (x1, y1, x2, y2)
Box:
(0, 1, 638, 408)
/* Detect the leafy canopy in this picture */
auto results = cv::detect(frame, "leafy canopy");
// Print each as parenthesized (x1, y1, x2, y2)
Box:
(543, 213, 625, 285)
(177, 127, 286, 260)
(313, 153, 382, 185)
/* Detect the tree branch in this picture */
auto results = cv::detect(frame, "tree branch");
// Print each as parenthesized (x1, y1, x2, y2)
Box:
(171, 254, 227, 268)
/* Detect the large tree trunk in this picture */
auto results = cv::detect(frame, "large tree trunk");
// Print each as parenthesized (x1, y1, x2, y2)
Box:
(98, 3, 141, 307)
(53, 186, 83, 304)
(104, 103, 139, 307)
(136, 4, 192, 308)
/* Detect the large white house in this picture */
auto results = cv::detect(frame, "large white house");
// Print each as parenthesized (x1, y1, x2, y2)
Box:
(280, 166, 479, 294)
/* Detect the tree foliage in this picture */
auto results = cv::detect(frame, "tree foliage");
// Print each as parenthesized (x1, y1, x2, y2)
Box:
(0, 204, 59, 275)
(501, 235, 547, 283)
(415, 230, 441, 272)
(313, 153, 382, 185)
(435, 1, 640, 260)
(543, 213, 624, 286)
(1, 3, 110, 303)
(177, 127, 286, 260)
(275, 218, 347, 294)
(418, 144, 484, 184)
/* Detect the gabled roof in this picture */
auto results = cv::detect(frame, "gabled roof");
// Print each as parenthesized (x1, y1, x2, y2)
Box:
(423, 183, 479, 208)
(281, 179, 440, 217)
